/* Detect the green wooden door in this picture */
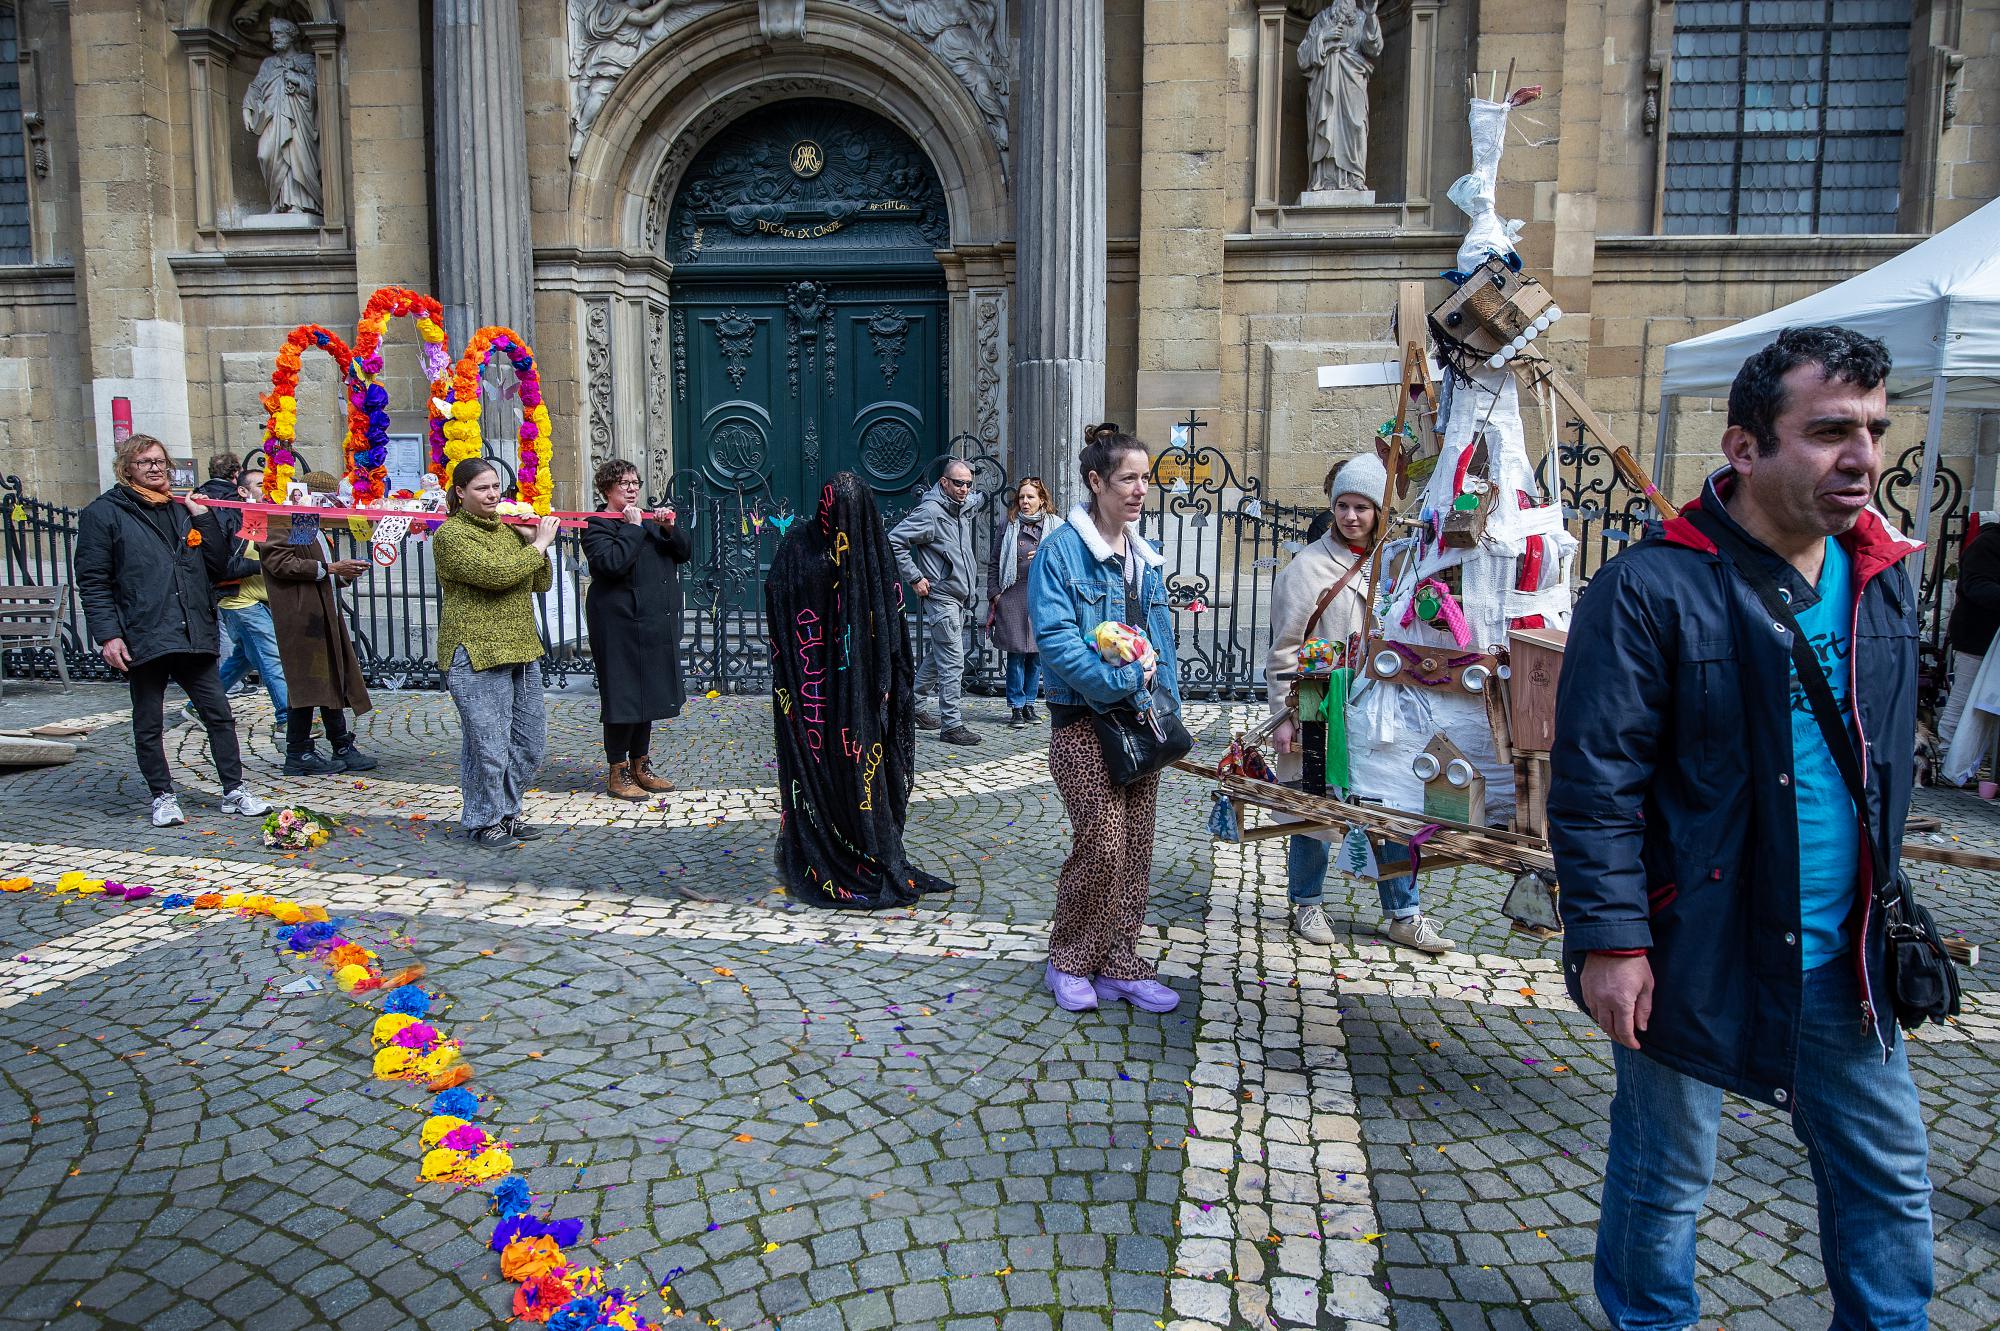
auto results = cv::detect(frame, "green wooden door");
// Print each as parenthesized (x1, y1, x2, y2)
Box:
(672, 277, 945, 519)
(666, 99, 952, 525)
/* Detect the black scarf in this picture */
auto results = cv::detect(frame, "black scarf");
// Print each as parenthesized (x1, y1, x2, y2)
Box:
(765, 472, 955, 909)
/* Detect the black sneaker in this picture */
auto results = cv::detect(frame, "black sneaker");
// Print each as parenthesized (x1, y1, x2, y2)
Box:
(939, 726, 983, 747)
(470, 824, 515, 847)
(1010, 707, 1029, 729)
(283, 747, 340, 776)
(504, 815, 543, 841)
(1024, 704, 1038, 722)
(332, 744, 379, 772)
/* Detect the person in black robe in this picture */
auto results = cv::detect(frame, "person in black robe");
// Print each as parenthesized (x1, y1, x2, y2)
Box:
(582, 459, 693, 799)
(766, 471, 954, 909)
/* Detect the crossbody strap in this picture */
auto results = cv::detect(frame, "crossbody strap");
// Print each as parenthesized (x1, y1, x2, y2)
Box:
(1302, 554, 1367, 645)
(1688, 508, 1893, 904)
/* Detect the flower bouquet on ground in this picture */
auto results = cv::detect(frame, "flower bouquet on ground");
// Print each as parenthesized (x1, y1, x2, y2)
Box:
(262, 804, 340, 851)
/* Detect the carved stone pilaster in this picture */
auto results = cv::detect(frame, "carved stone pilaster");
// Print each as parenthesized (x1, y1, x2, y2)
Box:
(646, 302, 671, 495)
(1011, 0, 1104, 509)
(585, 300, 614, 477)
(972, 289, 1006, 456)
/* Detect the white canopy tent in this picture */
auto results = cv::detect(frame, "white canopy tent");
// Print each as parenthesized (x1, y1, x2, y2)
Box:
(1655, 196, 2000, 572)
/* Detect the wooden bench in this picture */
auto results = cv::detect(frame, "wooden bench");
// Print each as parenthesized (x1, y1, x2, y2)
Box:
(0, 584, 71, 697)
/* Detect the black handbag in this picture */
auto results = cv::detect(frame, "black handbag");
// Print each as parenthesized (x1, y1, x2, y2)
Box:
(1691, 510, 1961, 1030)
(1091, 679, 1194, 786)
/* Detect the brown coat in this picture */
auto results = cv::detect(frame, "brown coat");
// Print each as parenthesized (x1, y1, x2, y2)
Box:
(260, 538, 373, 714)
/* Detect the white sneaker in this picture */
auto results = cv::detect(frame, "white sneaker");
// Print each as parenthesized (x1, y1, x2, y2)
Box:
(1381, 913, 1456, 955)
(1290, 902, 1338, 945)
(220, 787, 271, 816)
(150, 793, 186, 827)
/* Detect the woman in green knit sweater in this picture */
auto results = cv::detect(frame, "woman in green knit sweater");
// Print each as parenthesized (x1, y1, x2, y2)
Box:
(434, 458, 561, 847)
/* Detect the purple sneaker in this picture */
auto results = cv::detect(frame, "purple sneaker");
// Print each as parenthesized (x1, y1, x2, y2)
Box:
(1045, 962, 1099, 1012)
(1093, 976, 1181, 1014)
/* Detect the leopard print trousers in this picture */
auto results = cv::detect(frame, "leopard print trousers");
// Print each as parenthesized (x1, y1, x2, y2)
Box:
(1046, 719, 1163, 980)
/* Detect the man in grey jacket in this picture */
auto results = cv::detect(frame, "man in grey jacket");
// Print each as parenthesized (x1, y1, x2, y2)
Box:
(889, 460, 982, 746)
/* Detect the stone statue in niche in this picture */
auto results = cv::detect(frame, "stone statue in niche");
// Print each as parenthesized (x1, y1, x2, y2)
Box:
(1298, 0, 1383, 203)
(242, 17, 322, 220)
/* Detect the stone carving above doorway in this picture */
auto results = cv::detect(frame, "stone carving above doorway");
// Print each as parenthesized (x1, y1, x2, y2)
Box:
(568, 0, 1009, 163)
(663, 100, 948, 265)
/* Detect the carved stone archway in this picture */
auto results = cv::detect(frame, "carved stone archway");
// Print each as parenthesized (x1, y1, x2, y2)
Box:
(552, 2, 1012, 501)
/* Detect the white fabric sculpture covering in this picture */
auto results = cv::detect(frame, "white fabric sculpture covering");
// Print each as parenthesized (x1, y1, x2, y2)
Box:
(1345, 95, 1577, 824)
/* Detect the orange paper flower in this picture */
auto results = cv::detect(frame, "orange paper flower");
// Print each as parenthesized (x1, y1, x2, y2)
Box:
(499, 1235, 566, 1283)
(193, 893, 222, 909)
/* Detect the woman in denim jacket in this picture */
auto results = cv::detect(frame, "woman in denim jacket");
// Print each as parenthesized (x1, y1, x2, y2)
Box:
(1027, 425, 1184, 1015)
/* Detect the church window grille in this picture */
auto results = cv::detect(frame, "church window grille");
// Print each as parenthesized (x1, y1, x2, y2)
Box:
(1662, 0, 1909, 235)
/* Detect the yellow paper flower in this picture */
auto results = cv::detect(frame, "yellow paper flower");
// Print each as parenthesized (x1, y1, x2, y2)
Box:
(462, 1147, 512, 1181)
(373, 1046, 415, 1079)
(416, 1043, 462, 1079)
(419, 1114, 469, 1149)
(334, 963, 373, 993)
(420, 1147, 469, 1182)
(271, 902, 303, 925)
(221, 892, 245, 908)
(372, 1013, 419, 1047)
(300, 903, 329, 923)
(0, 877, 31, 892)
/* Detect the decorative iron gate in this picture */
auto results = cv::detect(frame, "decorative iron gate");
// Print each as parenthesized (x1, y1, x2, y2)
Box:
(1, 435, 1976, 704)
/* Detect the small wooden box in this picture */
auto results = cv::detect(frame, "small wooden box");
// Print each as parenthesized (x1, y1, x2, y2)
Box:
(1507, 627, 1568, 753)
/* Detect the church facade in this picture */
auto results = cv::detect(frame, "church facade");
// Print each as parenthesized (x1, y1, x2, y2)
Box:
(2, 0, 1994, 516)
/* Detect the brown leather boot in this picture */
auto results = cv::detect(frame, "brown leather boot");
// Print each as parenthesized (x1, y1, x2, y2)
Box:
(607, 761, 646, 801)
(630, 754, 675, 793)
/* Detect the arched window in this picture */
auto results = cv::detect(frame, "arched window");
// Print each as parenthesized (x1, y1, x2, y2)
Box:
(0, 6, 29, 264)
(1661, 0, 1910, 234)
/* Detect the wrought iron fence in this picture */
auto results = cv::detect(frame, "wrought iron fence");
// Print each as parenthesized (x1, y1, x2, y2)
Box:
(1, 433, 1972, 704)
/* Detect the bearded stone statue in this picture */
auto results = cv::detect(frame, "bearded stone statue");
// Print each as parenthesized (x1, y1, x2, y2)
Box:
(242, 17, 322, 217)
(1299, 0, 1383, 199)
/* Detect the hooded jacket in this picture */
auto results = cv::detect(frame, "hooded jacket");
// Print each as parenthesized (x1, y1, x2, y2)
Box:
(887, 481, 979, 604)
(1027, 503, 1181, 713)
(1548, 467, 1923, 1108)
(75, 486, 231, 667)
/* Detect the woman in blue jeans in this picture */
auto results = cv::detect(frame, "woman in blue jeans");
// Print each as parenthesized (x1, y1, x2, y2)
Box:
(986, 477, 1060, 728)
(1263, 453, 1454, 954)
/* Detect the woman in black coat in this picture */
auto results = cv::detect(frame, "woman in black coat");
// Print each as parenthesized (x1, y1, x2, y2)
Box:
(582, 459, 693, 799)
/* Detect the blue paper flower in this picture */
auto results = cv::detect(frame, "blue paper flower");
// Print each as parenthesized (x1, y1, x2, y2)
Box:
(162, 893, 194, 909)
(492, 1174, 532, 1219)
(363, 383, 390, 410)
(431, 1085, 476, 1117)
(546, 1294, 604, 1331)
(387, 985, 433, 1018)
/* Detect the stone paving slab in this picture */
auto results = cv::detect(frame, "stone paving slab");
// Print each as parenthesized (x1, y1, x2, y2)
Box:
(0, 691, 1996, 1331)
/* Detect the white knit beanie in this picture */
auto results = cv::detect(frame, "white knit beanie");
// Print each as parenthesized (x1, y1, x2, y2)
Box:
(1328, 453, 1389, 507)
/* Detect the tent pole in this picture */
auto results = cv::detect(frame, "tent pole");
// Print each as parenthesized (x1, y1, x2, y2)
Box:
(1911, 375, 1948, 587)
(1651, 392, 1673, 488)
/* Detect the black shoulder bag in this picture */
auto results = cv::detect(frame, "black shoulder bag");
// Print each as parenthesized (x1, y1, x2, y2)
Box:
(1090, 552, 1193, 786)
(1691, 509, 1960, 1030)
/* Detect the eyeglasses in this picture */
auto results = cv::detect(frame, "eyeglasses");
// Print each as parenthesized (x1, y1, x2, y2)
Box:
(131, 457, 169, 470)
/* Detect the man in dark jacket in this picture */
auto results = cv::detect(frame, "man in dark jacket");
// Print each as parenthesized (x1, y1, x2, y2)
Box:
(76, 434, 272, 828)
(888, 460, 983, 746)
(1936, 521, 2000, 749)
(1549, 326, 1932, 1330)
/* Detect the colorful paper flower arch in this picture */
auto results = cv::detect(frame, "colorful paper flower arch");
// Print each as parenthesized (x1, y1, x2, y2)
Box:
(260, 325, 358, 502)
(445, 327, 553, 515)
(351, 287, 452, 507)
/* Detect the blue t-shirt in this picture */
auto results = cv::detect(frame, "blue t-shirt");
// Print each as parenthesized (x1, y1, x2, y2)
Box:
(1790, 537, 1858, 968)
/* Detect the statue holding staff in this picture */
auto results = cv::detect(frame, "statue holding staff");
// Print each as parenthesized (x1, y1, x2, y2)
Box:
(243, 17, 322, 216)
(1300, 0, 1384, 194)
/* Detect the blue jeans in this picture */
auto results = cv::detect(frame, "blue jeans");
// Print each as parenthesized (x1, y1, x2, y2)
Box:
(216, 603, 288, 718)
(1005, 652, 1041, 709)
(1596, 958, 1933, 1330)
(1286, 833, 1420, 918)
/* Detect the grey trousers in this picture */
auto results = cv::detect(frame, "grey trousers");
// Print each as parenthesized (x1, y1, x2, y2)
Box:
(445, 646, 547, 831)
(911, 593, 967, 728)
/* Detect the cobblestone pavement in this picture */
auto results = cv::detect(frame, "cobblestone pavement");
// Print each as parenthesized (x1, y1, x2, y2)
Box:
(0, 686, 1996, 1330)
